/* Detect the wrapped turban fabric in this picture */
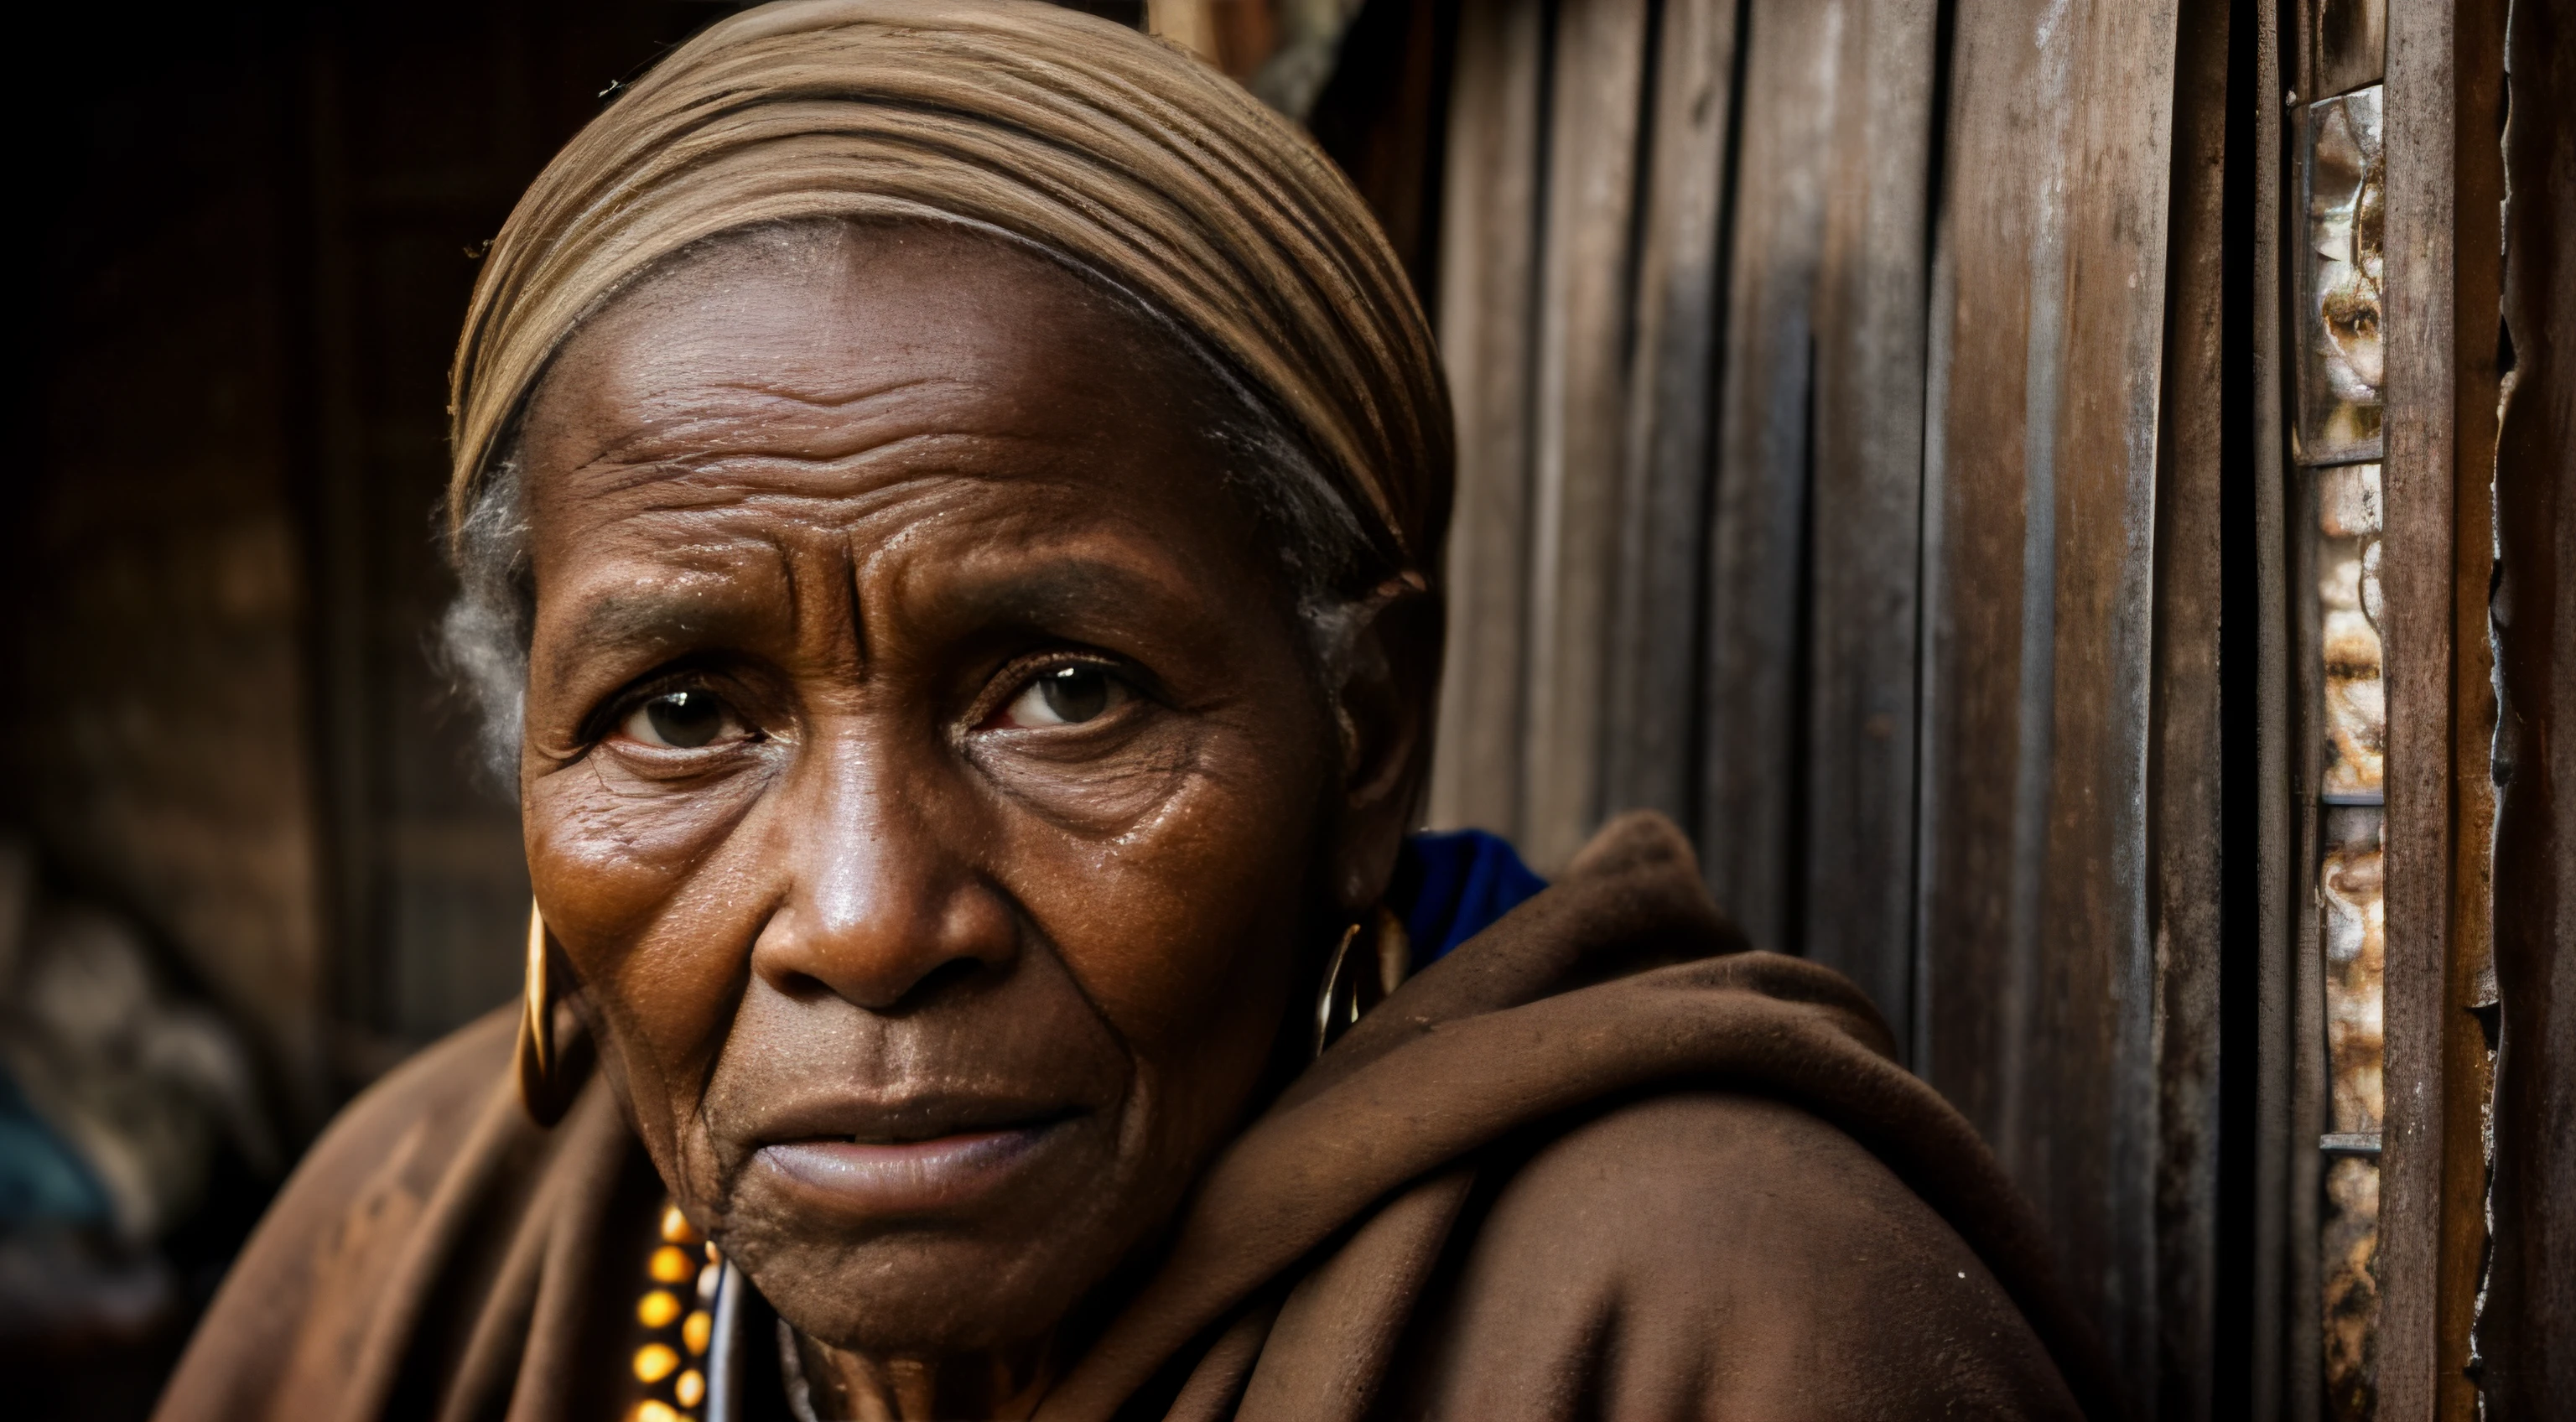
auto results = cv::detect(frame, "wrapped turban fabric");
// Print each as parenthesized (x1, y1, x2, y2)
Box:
(156, 5, 2107, 1420)
(445, 0, 1448, 573)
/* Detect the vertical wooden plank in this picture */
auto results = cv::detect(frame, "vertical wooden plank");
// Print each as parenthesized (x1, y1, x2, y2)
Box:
(2035, 8, 2180, 1399)
(2484, 0, 2576, 1407)
(2373, 1, 2451, 1399)
(1305, 0, 1459, 309)
(1699, 0, 1838, 950)
(2380, 0, 2506, 1415)
(2248, 3, 2299, 1416)
(1800, 0, 1937, 1048)
(1919, 0, 2182, 1404)
(1601, 0, 1740, 828)
(1427, 0, 1545, 837)
(2150, 0, 2231, 1411)
(2433, 8, 2504, 1409)
(1917, 0, 2040, 1188)
(1520, 0, 1651, 870)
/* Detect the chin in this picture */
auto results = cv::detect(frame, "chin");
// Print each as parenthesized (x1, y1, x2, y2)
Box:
(705, 1114, 1145, 1355)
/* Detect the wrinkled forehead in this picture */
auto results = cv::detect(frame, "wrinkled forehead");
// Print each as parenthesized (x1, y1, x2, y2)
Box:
(516, 221, 1232, 482)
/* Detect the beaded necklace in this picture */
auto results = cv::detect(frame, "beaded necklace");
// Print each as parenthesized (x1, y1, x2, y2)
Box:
(626, 1198, 721, 1422)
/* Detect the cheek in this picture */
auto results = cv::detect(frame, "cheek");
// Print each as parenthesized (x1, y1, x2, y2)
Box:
(1014, 709, 1330, 1119)
(524, 760, 778, 1150)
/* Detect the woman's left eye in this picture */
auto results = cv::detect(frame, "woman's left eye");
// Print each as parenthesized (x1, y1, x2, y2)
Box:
(995, 664, 1132, 729)
(619, 689, 748, 750)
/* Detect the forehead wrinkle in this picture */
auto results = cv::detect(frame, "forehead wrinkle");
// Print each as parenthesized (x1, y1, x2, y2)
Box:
(558, 432, 1061, 515)
(580, 371, 995, 469)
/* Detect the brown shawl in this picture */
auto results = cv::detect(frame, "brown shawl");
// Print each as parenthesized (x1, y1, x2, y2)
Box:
(153, 814, 2107, 1420)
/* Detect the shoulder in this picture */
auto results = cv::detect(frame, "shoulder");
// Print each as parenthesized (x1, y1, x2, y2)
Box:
(1388, 1092, 2081, 1421)
(259, 1004, 523, 1246)
(155, 1007, 522, 1421)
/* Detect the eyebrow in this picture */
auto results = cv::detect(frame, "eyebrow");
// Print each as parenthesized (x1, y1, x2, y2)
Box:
(543, 589, 772, 687)
(543, 553, 1209, 675)
(917, 557, 1193, 633)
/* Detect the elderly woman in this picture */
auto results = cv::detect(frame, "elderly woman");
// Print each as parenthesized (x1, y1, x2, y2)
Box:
(158, 4, 2102, 1419)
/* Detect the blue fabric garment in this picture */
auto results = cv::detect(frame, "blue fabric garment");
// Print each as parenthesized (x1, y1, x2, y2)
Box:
(0, 1066, 112, 1227)
(1386, 829, 1547, 966)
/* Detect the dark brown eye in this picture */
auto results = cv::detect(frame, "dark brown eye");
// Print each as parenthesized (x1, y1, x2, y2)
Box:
(997, 664, 1129, 728)
(621, 689, 741, 749)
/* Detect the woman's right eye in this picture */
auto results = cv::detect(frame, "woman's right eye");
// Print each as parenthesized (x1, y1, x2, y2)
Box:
(619, 689, 746, 750)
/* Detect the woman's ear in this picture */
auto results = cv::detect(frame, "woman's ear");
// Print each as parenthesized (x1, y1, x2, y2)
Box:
(1324, 577, 1444, 916)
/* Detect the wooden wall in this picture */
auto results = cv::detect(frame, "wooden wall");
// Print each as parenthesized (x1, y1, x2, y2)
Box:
(1414, 0, 2556, 1415)
(1424, 0, 2200, 1405)
(2482, 0, 2576, 1409)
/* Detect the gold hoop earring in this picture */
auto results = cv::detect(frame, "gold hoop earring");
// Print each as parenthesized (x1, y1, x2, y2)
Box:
(516, 900, 576, 1126)
(1313, 906, 1412, 1058)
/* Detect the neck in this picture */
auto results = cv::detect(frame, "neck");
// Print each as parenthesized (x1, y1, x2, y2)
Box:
(792, 1331, 1057, 1422)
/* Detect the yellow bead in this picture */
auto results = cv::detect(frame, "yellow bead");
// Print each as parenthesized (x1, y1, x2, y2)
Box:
(649, 1246, 693, 1284)
(633, 1342, 680, 1383)
(633, 1403, 680, 1422)
(675, 1369, 706, 1408)
(683, 1309, 713, 1355)
(698, 1262, 722, 1299)
(659, 1204, 700, 1246)
(636, 1290, 681, 1329)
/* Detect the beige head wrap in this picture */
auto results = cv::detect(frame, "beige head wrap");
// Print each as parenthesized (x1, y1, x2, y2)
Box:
(445, 0, 1450, 573)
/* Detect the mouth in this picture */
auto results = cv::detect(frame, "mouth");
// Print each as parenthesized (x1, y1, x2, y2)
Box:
(748, 1102, 1083, 1219)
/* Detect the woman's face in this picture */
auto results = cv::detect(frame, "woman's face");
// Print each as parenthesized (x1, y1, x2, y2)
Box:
(512, 226, 1410, 1358)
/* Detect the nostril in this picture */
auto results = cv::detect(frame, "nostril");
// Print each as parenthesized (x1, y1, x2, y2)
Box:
(769, 966, 840, 1004)
(766, 952, 991, 1012)
(881, 956, 989, 1016)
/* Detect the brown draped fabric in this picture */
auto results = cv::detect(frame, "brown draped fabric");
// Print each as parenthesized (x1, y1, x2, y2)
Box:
(155, 814, 2108, 1420)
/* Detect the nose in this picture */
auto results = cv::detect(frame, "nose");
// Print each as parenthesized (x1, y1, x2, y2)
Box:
(748, 730, 1017, 1011)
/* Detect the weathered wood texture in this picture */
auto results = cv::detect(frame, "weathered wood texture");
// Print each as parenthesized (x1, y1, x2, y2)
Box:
(1695, 0, 1938, 989)
(2378, 0, 2507, 1416)
(1426, 0, 1545, 838)
(2153, 0, 2233, 1412)
(2247, 5, 2301, 1419)
(1426, 0, 2199, 1405)
(1521, 0, 1652, 871)
(1412, 0, 2539, 1407)
(1307, 0, 1458, 310)
(1919, 0, 2181, 1401)
(2484, 0, 2576, 1410)
(1697, 0, 1841, 954)
(1797, 0, 1935, 1047)
(1600, 0, 1738, 835)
